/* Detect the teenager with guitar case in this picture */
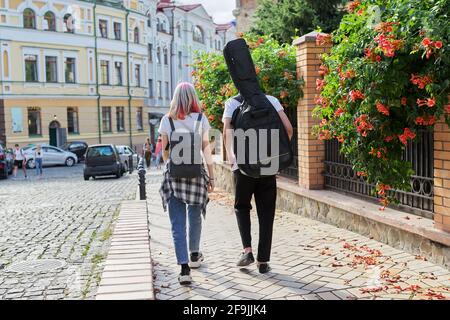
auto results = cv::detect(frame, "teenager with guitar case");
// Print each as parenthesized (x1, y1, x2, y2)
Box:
(222, 38, 294, 273)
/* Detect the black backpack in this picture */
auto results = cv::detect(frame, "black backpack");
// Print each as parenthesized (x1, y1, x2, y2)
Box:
(167, 114, 203, 178)
(224, 39, 293, 178)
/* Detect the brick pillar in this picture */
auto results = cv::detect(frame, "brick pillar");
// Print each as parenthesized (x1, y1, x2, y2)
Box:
(434, 117, 450, 232)
(293, 32, 331, 190)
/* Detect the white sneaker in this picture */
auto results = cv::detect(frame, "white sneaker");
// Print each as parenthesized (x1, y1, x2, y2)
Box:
(189, 252, 204, 269)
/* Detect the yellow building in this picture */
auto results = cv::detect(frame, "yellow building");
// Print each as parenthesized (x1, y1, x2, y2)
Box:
(0, 0, 150, 150)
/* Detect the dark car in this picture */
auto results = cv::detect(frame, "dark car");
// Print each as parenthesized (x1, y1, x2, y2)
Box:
(0, 144, 13, 179)
(61, 141, 88, 162)
(83, 144, 124, 180)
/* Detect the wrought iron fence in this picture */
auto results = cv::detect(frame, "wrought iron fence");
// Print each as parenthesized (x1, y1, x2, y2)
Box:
(279, 108, 298, 179)
(324, 130, 434, 218)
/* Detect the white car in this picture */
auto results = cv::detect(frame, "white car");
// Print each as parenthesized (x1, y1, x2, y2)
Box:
(23, 145, 78, 169)
(117, 145, 139, 170)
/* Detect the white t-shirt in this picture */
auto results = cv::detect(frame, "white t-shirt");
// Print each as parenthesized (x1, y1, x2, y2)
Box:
(158, 113, 211, 136)
(221, 95, 284, 122)
(14, 148, 24, 161)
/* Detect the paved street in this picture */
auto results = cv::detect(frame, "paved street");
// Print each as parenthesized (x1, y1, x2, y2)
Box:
(0, 165, 139, 300)
(147, 180, 450, 300)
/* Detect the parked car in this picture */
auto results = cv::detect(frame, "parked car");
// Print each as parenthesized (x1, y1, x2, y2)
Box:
(117, 145, 138, 171)
(61, 141, 88, 162)
(0, 144, 13, 179)
(83, 144, 126, 180)
(23, 146, 78, 169)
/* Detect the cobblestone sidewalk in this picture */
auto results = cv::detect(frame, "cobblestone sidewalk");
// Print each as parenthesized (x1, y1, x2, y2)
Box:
(0, 166, 139, 300)
(147, 179, 450, 300)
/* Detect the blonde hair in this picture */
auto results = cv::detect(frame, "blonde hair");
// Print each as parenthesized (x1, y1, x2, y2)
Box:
(169, 82, 201, 120)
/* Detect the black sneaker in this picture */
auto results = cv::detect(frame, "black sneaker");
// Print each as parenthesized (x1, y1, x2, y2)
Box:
(258, 263, 271, 274)
(236, 252, 255, 267)
(189, 252, 204, 268)
(178, 264, 192, 285)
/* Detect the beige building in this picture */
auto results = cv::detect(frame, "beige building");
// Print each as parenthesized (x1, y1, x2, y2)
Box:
(0, 0, 150, 150)
(233, 0, 258, 33)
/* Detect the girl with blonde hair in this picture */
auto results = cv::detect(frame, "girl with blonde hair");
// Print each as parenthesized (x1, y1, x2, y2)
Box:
(159, 82, 215, 285)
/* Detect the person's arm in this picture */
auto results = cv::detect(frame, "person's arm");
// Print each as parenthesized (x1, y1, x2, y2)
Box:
(161, 134, 169, 162)
(223, 118, 236, 167)
(278, 110, 294, 140)
(202, 130, 215, 192)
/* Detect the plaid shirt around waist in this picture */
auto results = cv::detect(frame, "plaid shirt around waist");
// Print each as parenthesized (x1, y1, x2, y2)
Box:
(159, 162, 210, 216)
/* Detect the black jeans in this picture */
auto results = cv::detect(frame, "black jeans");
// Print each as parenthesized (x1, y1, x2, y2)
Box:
(233, 170, 277, 263)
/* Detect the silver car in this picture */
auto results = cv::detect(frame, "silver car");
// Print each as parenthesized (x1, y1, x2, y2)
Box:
(117, 145, 139, 170)
(23, 145, 78, 169)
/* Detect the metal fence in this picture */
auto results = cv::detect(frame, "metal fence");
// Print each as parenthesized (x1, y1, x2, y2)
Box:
(324, 130, 434, 218)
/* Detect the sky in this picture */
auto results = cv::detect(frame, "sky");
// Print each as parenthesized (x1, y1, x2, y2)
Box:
(176, 0, 236, 24)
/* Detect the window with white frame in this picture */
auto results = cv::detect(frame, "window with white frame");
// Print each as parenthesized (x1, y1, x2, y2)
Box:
(193, 26, 204, 43)
(163, 48, 168, 65)
(44, 11, 56, 31)
(156, 47, 161, 64)
(134, 64, 141, 87)
(45, 56, 58, 83)
(100, 60, 109, 85)
(99, 19, 108, 38)
(24, 54, 38, 82)
(65, 57, 76, 83)
(114, 22, 121, 40)
(157, 81, 162, 98)
(23, 8, 36, 29)
(115, 61, 123, 86)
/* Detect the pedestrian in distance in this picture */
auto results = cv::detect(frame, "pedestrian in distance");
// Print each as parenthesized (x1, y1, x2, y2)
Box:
(34, 144, 43, 178)
(143, 137, 152, 168)
(159, 82, 215, 285)
(153, 135, 163, 169)
(12, 144, 27, 179)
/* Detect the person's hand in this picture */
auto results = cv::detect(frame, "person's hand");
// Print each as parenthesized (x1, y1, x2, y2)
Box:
(208, 179, 215, 193)
(228, 154, 236, 169)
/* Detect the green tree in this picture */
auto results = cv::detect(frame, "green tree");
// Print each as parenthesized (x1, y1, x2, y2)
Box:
(251, 0, 346, 44)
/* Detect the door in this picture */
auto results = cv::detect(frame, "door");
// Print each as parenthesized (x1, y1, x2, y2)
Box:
(49, 128, 57, 146)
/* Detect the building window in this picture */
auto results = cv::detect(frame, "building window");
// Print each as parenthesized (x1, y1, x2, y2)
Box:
(157, 81, 162, 99)
(193, 26, 204, 43)
(114, 61, 122, 86)
(134, 64, 141, 87)
(64, 14, 75, 33)
(163, 48, 168, 65)
(178, 51, 182, 69)
(102, 107, 112, 132)
(100, 60, 109, 85)
(45, 56, 58, 83)
(162, 20, 167, 33)
(147, 14, 151, 28)
(165, 81, 170, 99)
(27, 107, 41, 135)
(116, 107, 125, 132)
(149, 79, 153, 98)
(65, 57, 76, 83)
(3, 51, 9, 78)
(24, 54, 38, 82)
(114, 22, 121, 40)
(148, 43, 153, 62)
(156, 18, 160, 31)
(44, 11, 56, 31)
(23, 8, 36, 29)
(99, 19, 108, 38)
(136, 107, 143, 130)
(177, 23, 181, 38)
(67, 107, 79, 134)
(133, 27, 139, 43)
(156, 47, 161, 64)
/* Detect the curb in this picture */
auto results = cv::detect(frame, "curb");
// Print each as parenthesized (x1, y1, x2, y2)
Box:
(95, 200, 154, 300)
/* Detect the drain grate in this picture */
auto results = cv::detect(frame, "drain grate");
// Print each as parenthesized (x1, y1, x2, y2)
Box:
(5, 259, 66, 273)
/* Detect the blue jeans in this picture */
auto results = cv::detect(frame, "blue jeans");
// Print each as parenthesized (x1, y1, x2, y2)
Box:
(168, 196, 202, 265)
(35, 158, 43, 175)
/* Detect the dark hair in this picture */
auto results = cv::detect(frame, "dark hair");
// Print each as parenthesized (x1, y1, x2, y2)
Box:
(15, 144, 19, 147)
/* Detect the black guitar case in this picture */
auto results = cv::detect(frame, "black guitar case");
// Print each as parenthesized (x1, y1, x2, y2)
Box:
(223, 38, 293, 178)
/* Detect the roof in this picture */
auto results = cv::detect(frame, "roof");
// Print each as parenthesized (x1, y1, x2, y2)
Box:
(215, 23, 234, 31)
(157, 2, 202, 12)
